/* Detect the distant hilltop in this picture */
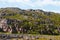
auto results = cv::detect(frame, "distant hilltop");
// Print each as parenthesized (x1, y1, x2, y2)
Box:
(0, 7, 58, 13)
(0, 7, 60, 35)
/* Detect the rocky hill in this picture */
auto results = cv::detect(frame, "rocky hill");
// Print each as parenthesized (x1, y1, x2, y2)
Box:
(0, 7, 60, 35)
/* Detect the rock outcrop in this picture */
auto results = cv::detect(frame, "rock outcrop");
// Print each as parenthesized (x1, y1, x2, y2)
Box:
(0, 7, 60, 35)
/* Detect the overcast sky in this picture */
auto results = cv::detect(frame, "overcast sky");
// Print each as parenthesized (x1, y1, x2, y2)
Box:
(0, 0, 60, 13)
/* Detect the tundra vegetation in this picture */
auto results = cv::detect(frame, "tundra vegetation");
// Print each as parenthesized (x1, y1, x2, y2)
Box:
(0, 7, 60, 40)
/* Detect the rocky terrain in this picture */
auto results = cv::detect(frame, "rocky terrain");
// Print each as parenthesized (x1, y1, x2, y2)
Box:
(0, 7, 60, 35)
(0, 34, 60, 40)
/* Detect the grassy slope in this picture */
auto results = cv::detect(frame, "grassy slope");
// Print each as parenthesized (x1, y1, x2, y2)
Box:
(0, 8, 60, 35)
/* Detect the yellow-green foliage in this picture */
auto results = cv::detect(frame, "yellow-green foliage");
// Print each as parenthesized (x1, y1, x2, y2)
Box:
(0, 8, 60, 35)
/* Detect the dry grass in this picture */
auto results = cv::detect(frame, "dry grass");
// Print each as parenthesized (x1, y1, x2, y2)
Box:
(11, 35, 60, 40)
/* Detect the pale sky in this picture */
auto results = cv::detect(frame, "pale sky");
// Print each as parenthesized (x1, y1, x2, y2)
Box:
(0, 0, 60, 13)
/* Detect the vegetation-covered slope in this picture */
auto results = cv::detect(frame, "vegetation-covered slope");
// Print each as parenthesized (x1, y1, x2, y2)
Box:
(0, 7, 60, 35)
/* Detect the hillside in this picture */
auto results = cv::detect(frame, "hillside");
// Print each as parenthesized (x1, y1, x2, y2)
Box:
(0, 7, 60, 35)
